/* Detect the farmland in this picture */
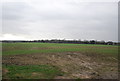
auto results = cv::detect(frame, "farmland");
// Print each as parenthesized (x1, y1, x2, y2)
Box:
(2, 43, 118, 79)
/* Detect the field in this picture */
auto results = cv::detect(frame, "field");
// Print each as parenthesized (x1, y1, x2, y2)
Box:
(2, 43, 118, 79)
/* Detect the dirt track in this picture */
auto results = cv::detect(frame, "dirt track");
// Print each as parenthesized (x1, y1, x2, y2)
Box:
(2, 52, 118, 79)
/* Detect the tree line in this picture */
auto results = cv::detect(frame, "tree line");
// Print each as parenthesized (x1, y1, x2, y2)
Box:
(1, 39, 119, 45)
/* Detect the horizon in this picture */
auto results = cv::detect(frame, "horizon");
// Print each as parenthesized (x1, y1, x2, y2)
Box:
(0, 39, 120, 43)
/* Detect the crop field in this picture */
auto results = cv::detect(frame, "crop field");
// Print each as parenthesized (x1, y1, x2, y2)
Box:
(2, 43, 118, 79)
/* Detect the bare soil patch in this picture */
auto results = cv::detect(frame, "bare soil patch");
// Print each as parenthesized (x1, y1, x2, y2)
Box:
(2, 52, 118, 79)
(2, 68, 9, 75)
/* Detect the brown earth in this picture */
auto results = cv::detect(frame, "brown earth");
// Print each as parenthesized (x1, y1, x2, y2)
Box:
(2, 68, 9, 75)
(2, 52, 118, 79)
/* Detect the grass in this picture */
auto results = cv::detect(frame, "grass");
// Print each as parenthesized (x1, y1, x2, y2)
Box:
(2, 43, 118, 79)
(2, 43, 118, 58)
(3, 64, 63, 79)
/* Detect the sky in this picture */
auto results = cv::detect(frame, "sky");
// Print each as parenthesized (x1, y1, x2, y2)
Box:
(0, 0, 119, 41)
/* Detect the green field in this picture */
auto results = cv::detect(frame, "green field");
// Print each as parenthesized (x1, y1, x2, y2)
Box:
(2, 43, 118, 79)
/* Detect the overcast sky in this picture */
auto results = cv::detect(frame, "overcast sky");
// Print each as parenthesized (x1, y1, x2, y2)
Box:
(1, 0, 119, 41)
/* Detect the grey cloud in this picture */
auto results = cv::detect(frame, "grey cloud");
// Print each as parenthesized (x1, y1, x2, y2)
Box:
(2, 2, 29, 20)
(2, 1, 118, 41)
